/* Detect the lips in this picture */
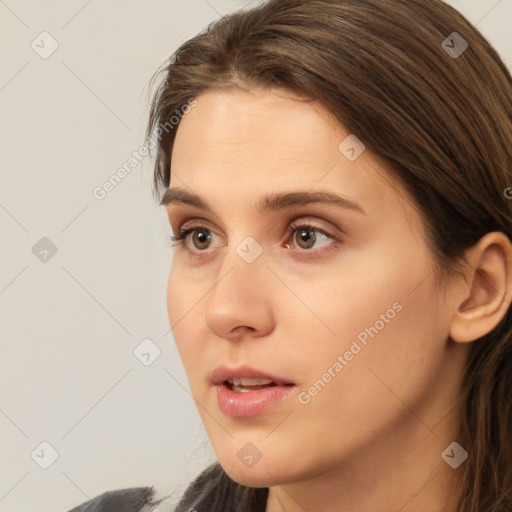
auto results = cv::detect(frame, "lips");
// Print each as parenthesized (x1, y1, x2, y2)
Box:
(211, 365, 296, 416)
(210, 364, 295, 388)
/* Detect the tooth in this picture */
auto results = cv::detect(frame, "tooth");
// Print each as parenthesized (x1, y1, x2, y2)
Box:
(232, 385, 253, 393)
(234, 377, 274, 386)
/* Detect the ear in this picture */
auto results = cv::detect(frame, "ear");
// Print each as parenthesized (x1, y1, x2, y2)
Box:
(449, 232, 512, 343)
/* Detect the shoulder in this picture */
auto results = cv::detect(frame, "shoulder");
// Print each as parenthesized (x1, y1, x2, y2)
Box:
(66, 486, 168, 512)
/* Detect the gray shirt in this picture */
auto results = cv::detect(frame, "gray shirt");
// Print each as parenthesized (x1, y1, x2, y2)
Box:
(66, 487, 174, 512)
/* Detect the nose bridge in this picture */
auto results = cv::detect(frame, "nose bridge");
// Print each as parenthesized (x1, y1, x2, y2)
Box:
(203, 236, 274, 339)
(211, 236, 267, 307)
(219, 232, 267, 285)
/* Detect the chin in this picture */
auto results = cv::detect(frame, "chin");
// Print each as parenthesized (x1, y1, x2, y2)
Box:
(216, 448, 308, 488)
(226, 467, 276, 488)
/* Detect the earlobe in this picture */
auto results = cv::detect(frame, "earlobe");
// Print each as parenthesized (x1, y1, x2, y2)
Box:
(449, 232, 512, 343)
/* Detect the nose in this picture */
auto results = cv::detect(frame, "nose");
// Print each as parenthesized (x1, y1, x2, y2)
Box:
(203, 247, 275, 342)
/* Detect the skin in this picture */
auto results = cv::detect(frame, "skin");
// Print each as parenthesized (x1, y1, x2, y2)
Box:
(164, 87, 512, 512)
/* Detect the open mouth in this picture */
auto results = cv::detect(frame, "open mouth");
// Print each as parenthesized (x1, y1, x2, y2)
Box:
(214, 371, 296, 416)
(223, 377, 293, 393)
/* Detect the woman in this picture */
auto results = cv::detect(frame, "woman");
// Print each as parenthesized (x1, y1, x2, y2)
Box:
(68, 0, 512, 510)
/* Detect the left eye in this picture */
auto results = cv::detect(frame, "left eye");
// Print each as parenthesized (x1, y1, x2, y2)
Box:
(286, 224, 335, 251)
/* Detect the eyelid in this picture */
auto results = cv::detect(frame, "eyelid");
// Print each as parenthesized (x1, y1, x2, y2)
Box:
(172, 215, 215, 231)
(175, 215, 343, 238)
(287, 216, 343, 239)
(170, 218, 220, 241)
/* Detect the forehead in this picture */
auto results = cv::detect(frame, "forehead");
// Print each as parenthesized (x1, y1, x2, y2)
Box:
(169, 87, 418, 231)
(172, 87, 341, 164)
(172, 88, 363, 190)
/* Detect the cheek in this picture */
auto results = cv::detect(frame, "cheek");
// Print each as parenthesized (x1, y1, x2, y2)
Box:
(286, 239, 448, 409)
(295, 258, 448, 431)
(166, 265, 202, 364)
(166, 265, 181, 327)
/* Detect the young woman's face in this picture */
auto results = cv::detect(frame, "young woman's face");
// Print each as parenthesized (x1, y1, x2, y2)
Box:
(165, 87, 469, 488)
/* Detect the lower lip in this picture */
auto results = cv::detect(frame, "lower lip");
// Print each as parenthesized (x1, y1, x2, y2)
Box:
(215, 383, 295, 417)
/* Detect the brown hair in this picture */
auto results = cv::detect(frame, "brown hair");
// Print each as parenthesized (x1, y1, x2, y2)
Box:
(146, 1, 512, 510)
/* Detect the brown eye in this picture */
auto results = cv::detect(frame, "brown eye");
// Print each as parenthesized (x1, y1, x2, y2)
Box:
(191, 229, 212, 250)
(286, 222, 338, 253)
(295, 227, 317, 249)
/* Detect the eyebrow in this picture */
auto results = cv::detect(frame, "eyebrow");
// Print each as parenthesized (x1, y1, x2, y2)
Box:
(160, 187, 366, 215)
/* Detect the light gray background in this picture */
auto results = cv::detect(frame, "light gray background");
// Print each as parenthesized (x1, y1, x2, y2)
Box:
(1, 1, 511, 511)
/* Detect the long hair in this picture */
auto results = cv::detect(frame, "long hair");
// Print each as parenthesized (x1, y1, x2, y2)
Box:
(146, 1, 512, 510)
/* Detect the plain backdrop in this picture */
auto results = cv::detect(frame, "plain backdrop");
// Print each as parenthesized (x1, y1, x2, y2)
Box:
(0, 1, 511, 511)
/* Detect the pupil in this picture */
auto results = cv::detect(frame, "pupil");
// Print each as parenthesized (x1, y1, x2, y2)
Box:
(194, 230, 210, 248)
(299, 228, 316, 248)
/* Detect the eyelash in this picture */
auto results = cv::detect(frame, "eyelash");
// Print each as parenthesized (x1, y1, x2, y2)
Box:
(168, 221, 339, 256)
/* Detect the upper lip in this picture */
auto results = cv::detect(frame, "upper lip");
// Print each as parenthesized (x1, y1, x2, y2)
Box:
(211, 364, 295, 386)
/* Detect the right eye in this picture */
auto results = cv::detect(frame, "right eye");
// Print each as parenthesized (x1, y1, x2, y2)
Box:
(169, 225, 221, 252)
